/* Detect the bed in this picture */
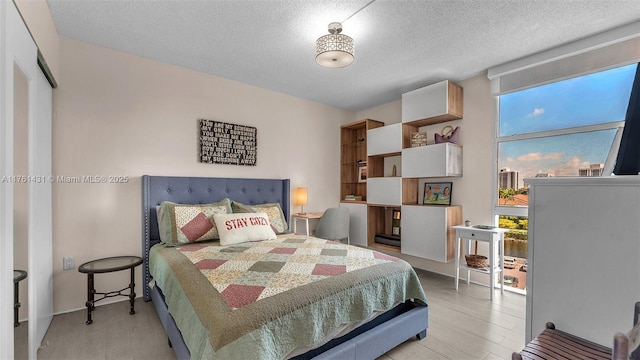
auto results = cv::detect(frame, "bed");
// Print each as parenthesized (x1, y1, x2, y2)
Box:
(141, 175, 428, 359)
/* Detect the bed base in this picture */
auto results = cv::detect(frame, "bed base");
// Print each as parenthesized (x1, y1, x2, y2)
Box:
(150, 285, 427, 360)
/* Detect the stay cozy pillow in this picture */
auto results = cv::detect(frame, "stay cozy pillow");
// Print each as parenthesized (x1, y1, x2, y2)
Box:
(213, 212, 277, 246)
(157, 199, 232, 246)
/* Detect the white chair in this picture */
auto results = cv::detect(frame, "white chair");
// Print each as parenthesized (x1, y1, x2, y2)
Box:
(314, 207, 350, 245)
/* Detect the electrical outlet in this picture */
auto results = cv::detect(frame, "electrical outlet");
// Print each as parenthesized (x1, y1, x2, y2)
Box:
(63, 256, 75, 270)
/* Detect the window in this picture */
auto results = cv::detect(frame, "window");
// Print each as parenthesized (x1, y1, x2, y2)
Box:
(494, 63, 637, 291)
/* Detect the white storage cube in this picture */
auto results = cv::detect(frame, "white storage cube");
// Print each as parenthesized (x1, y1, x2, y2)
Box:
(402, 80, 449, 123)
(367, 177, 402, 206)
(367, 123, 402, 156)
(401, 205, 460, 262)
(402, 143, 462, 178)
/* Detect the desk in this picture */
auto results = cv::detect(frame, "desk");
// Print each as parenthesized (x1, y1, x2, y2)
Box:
(453, 225, 509, 300)
(78, 256, 143, 324)
(291, 212, 323, 235)
(13, 270, 27, 327)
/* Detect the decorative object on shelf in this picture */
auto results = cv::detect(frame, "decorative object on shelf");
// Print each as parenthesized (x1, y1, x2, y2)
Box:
(315, 22, 354, 68)
(423, 182, 452, 205)
(295, 187, 308, 214)
(198, 119, 257, 166)
(391, 164, 397, 177)
(358, 166, 368, 183)
(474, 225, 497, 229)
(465, 220, 470, 226)
(410, 132, 428, 147)
(434, 125, 460, 144)
(344, 195, 363, 201)
(465, 241, 488, 268)
(392, 210, 401, 236)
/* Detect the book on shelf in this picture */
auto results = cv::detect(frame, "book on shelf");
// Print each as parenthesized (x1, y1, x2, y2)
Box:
(344, 195, 363, 201)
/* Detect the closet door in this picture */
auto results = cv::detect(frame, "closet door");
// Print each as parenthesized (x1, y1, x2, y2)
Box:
(0, 2, 53, 359)
(28, 67, 53, 359)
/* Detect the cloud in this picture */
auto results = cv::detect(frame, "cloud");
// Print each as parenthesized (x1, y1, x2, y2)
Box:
(543, 152, 564, 160)
(553, 156, 590, 176)
(516, 151, 564, 162)
(517, 152, 542, 162)
(528, 108, 545, 117)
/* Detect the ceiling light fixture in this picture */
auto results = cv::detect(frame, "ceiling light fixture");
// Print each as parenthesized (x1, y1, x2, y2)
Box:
(315, 0, 376, 68)
(315, 22, 354, 68)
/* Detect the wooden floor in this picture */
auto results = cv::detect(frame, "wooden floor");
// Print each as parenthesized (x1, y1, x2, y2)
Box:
(16, 269, 525, 359)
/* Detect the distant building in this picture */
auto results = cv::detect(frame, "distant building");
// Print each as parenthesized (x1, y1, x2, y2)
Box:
(499, 168, 519, 190)
(579, 163, 604, 177)
(535, 172, 553, 177)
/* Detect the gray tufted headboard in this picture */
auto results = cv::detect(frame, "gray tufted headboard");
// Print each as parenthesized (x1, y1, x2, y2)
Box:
(141, 175, 290, 301)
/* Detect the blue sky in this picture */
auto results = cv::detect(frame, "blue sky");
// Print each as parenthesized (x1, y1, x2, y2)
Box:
(498, 63, 637, 187)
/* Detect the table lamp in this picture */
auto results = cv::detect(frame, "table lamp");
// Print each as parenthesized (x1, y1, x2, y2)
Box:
(295, 187, 308, 215)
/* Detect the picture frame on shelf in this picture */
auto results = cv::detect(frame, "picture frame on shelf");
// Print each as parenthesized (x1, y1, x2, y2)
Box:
(423, 182, 452, 205)
(358, 166, 368, 183)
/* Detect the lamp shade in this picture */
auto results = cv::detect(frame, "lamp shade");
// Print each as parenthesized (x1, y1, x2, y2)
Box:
(315, 22, 354, 68)
(295, 187, 308, 206)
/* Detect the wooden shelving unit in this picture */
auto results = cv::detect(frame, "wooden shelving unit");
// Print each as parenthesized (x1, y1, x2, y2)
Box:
(340, 119, 384, 203)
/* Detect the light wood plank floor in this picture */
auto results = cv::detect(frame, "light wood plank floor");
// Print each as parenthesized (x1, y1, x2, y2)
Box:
(16, 269, 525, 359)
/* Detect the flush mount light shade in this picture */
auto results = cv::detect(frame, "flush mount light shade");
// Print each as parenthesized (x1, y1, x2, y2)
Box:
(315, 22, 354, 68)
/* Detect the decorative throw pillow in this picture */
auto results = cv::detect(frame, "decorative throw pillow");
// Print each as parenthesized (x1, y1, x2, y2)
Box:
(231, 201, 288, 234)
(157, 198, 232, 246)
(213, 213, 277, 246)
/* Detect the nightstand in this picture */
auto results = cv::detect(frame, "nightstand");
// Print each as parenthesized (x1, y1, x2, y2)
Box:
(452, 225, 509, 300)
(291, 212, 323, 236)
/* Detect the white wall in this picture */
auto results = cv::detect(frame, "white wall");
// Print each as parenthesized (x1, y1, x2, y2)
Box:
(354, 75, 496, 283)
(52, 37, 352, 313)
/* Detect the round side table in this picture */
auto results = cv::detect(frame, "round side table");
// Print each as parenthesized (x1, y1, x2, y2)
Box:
(14, 270, 27, 327)
(78, 256, 143, 325)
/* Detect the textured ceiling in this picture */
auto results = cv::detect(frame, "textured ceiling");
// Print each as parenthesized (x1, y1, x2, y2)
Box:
(47, 0, 640, 112)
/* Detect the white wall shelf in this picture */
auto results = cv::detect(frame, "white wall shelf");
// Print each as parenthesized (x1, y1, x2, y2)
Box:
(402, 80, 463, 127)
(402, 143, 462, 178)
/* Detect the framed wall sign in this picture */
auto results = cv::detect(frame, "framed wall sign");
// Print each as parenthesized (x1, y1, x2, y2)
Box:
(198, 119, 257, 166)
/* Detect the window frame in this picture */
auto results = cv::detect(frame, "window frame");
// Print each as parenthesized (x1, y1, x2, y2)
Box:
(492, 88, 627, 218)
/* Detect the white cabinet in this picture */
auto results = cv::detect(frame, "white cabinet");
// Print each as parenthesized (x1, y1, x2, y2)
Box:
(367, 177, 402, 206)
(402, 143, 462, 178)
(340, 202, 368, 247)
(401, 205, 461, 262)
(402, 80, 463, 126)
(525, 176, 640, 347)
(367, 123, 402, 156)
